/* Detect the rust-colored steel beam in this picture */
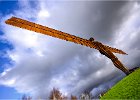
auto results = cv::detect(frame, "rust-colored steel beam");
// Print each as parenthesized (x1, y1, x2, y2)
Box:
(5, 17, 127, 55)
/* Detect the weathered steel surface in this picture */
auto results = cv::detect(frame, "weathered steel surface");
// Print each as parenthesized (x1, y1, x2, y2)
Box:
(93, 41, 129, 75)
(5, 17, 127, 55)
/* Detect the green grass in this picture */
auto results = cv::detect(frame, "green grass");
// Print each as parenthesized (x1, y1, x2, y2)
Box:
(101, 68, 140, 99)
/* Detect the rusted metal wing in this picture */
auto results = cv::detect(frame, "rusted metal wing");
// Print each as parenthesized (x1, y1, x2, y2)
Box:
(5, 17, 127, 55)
(104, 45, 127, 55)
(5, 17, 97, 49)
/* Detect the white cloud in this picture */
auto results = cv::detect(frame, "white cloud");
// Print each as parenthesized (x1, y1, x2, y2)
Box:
(0, 1, 140, 99)
(4, 78, 16, 86)
(0, 68, 12, 77)
(38, 10, 50, 18)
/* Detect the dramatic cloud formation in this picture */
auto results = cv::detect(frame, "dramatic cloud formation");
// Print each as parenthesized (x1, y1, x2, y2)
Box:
(0, 1, 140, 98)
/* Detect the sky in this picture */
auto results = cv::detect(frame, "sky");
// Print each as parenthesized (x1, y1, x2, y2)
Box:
(0, 0, 140, 99)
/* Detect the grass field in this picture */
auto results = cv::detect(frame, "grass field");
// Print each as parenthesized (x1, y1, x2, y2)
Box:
(101, 68, 140, 99)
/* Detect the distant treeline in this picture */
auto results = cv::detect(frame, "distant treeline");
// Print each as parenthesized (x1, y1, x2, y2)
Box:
(21, 87, 107, 100)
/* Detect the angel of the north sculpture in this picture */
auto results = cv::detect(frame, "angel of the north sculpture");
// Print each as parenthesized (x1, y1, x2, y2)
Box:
(5, 17, 130, 75)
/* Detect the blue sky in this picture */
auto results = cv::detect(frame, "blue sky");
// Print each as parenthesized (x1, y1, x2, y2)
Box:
(0, 1, 140, 99)
(0, 1, 16, 72)
(0, 1, 34, 99)
(0, 1, 18, 15)
(0, 1, 23, 99)
(0, 85, 22, 99)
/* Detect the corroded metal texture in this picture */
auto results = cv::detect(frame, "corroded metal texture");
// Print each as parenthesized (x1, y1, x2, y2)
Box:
(5, 17, 127, 55)
(93, 41, 130, 75)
